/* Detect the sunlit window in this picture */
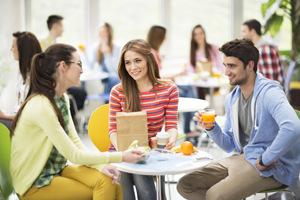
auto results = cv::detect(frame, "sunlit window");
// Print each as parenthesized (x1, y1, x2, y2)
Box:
(169, 0, 230, 58)
(98, 0, 160, 47)
(30, 0, 85, 47)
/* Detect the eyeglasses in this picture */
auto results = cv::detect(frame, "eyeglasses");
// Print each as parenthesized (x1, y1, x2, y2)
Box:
(66, 61, 82, 69)
(55, 60, 83, 69)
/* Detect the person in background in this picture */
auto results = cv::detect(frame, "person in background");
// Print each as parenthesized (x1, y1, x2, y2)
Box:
(40, 15, 64, 52)
(108, 39, 179, 200)
(87, 22, 121, 97)
(177, 39, 300, 200)
(10, 43, 143, 200)
(0, 31, 42, 129)
(147, 25, 198, 145)
(188, 24, 223, 99)
(146, 25, 166, 70)
(241, 19, 284, 85)
(40, 14, 87, 122)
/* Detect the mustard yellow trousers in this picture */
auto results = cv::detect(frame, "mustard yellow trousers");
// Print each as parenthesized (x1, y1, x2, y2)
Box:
(18, 165, 123, 200)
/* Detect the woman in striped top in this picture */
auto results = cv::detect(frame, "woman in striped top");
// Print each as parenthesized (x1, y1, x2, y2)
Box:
(108, 39, 179, 200)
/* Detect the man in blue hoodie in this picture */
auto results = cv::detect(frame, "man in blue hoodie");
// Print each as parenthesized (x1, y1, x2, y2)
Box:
(177, 39, 300, 200)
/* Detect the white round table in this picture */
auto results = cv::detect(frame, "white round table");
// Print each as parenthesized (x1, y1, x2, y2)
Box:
(80, 70, 109, 82)
(176, 76, 230, 109)
(113, 150, 213, 200)
(178, 97, 209, 112)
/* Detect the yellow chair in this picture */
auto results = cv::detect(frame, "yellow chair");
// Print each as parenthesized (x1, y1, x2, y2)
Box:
(88, 104, 111, 152)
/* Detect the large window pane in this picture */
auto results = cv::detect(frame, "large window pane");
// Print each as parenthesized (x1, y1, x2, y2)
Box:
(169, 0, 230, 57)
(99, 0, 160, 47)
(30, 0, 85, 47)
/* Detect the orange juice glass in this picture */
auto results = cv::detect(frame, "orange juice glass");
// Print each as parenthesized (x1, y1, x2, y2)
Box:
(201, 109, 215, 127)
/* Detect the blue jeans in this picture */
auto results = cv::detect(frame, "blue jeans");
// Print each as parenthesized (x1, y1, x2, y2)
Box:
(178, 85, 198, 133)
(119, 171, 156, 200)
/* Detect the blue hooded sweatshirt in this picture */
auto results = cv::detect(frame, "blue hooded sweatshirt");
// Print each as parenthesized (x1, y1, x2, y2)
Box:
(208, 74, 300, 186)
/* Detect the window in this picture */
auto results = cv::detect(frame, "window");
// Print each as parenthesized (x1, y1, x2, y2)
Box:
(98, 0, 160, 48)
(169, 0, 230, 58)
(30, 0, 85, 47)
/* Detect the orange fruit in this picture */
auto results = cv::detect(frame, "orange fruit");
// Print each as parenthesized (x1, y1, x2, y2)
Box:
(181, 141, 194, 155)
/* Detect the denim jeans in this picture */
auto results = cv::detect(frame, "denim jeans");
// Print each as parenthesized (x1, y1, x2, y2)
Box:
(178, 85, 198, 133)
(119, 171, 156, 200)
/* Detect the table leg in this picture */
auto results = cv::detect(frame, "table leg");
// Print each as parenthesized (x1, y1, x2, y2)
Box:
(156, 175, 166, 200)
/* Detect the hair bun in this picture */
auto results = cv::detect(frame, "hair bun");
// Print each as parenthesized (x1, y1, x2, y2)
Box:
(39, 52, 45, 58)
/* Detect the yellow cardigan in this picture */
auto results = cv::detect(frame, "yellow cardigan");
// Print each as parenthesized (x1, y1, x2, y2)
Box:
(10, 94, 122, 196)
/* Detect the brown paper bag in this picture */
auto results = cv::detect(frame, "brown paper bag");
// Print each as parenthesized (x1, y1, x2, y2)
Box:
(116, 111, 148, 151)
(196, 60, 213, 75)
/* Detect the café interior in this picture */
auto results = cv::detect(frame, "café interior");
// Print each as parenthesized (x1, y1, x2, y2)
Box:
(1, 0, 300, 199)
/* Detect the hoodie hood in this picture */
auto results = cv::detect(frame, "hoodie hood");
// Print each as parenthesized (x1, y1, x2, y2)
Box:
(229, 73, 281, 106)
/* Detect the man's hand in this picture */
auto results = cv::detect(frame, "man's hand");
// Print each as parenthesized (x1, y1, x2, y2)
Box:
(255, 158, 277, 171)
(193, 110, 216, 130)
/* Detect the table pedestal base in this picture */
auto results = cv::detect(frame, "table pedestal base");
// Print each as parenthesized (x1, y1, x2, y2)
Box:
(156, 175, 166, 200)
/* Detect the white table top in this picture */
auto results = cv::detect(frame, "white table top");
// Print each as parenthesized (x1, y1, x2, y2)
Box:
(113, 150, 213, 176)
(176, 75, 230, 88)
(80, 70, 109, 82)
(178, 97, 209, 112)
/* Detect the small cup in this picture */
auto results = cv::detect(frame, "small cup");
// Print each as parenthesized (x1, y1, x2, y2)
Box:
(201, 109, 216, 127)
(156, 132, 170, 149)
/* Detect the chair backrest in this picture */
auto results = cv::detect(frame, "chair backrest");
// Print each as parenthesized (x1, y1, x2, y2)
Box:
(0, 123, 13, 200)
(88, 104, 111, 152)
(284, 61, 296, 97)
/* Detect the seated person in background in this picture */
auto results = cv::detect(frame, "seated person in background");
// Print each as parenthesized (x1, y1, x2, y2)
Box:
(241, 19, 284, 85)
(177, 39, 300, 200)
(108, 39, 179, 200)
(147, 25, 198, 144)
(0, 31, 42, 129)
(40, 14, 87, 120)
(188, 24, 223, 100)
(87, 22, 121, 97)
(10, 43, 142, 200)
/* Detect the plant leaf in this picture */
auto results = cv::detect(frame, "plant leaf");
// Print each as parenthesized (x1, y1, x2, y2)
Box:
(264, 13, 284, 37)
(262, 0, 277, 17)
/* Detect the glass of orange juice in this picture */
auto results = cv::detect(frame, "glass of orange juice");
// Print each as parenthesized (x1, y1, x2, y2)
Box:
(201, 109, 216, 127)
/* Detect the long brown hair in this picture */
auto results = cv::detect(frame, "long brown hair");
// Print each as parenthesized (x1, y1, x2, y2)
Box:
(97, 23, 114, 65)
(10, 44, 77, 137)
(13, 31, 42, 84)
(190, 25, 213, 68)
(146, 25, 166, 52)
(118, 39, 166, 112)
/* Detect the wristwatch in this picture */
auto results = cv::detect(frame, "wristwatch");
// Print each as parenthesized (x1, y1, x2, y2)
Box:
(258, 155, 266, 166)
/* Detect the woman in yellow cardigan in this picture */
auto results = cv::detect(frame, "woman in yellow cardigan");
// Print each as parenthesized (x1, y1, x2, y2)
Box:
(10, 43, 143, 200)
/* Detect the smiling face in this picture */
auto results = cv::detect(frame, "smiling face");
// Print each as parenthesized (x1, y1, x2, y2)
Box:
(11, 37, 19, 60)
(65, 51, 83, 87)
(223, 55, 249, 86)
(193, 27, 205, 45)
(124, 50, 149, 83)
(241, 25, 252, 40)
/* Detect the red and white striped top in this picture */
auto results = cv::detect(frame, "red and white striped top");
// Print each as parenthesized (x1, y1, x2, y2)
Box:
(108, 81, 179, 151)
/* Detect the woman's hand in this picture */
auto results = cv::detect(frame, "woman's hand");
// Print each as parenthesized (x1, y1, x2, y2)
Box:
(101, 164, 121, 184)
(165, 139, 176, 150)
(122, 149, 143, 163)
(193, 110, 216, 131)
